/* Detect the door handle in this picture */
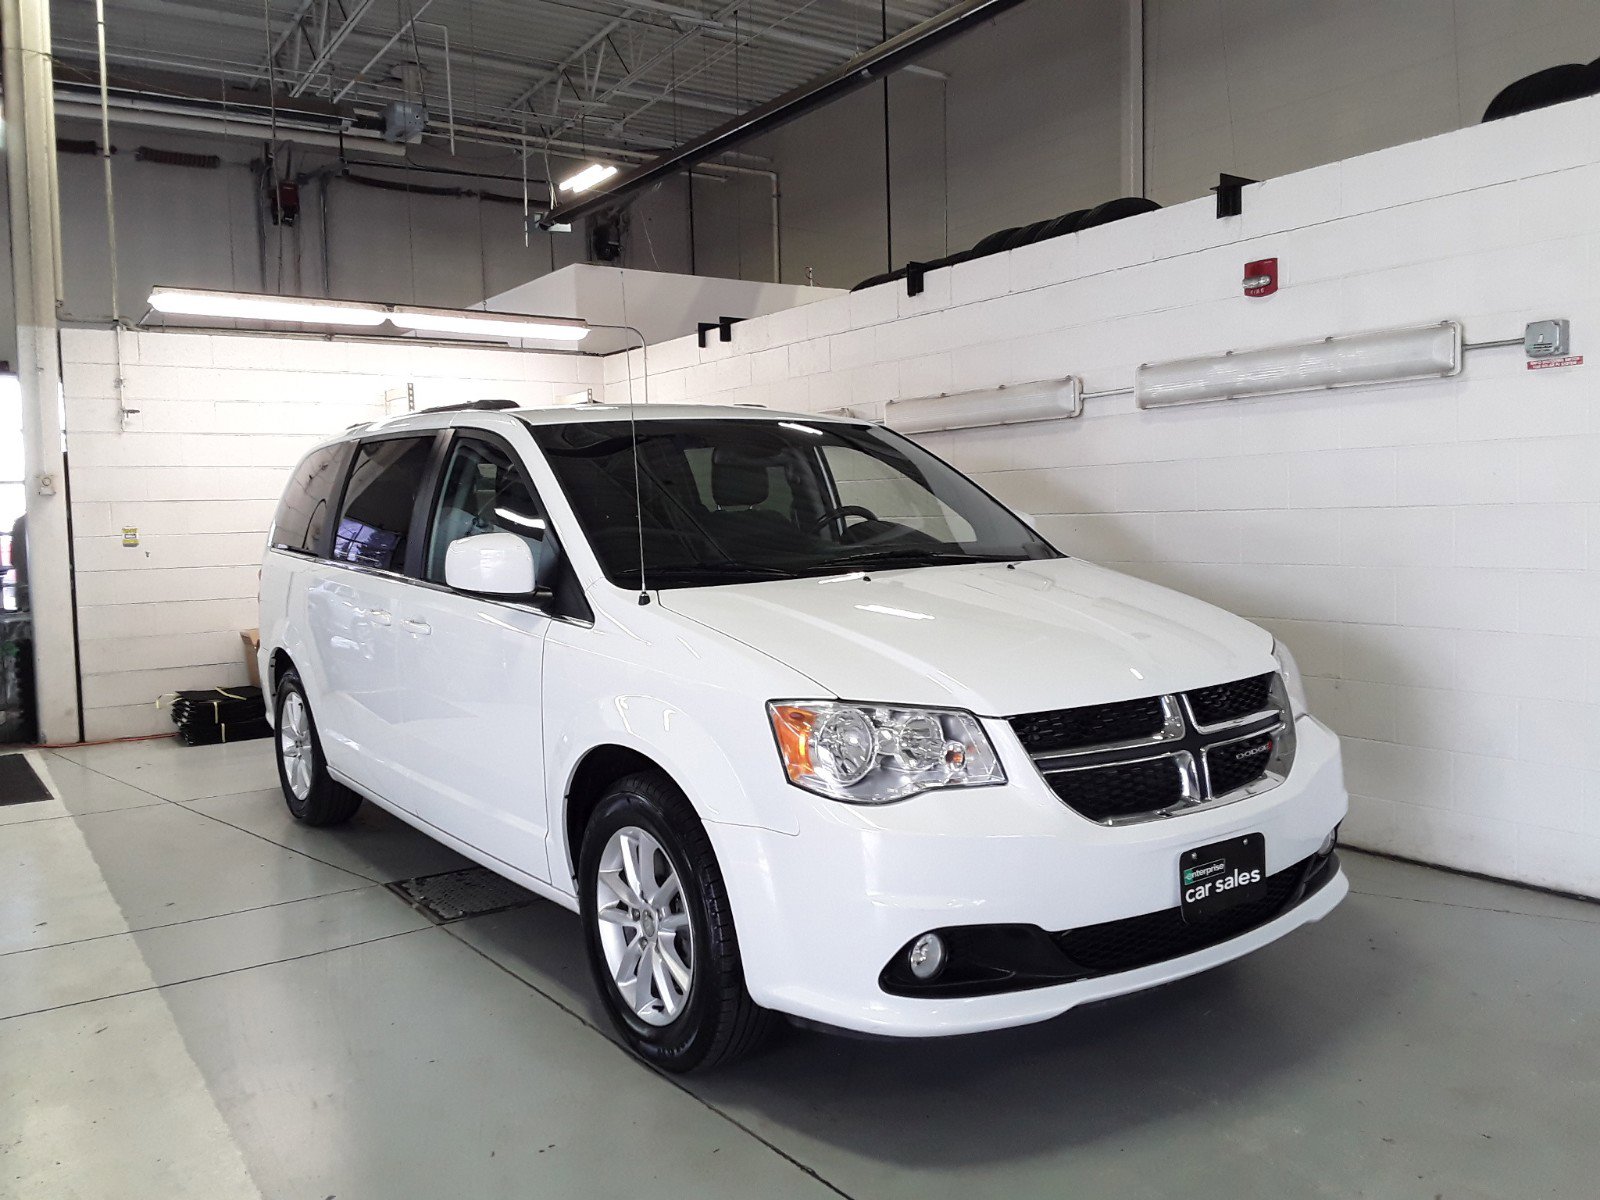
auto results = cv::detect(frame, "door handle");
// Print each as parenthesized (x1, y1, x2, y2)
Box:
(366, 608, 392, 626)
(402, 618, 432, 636)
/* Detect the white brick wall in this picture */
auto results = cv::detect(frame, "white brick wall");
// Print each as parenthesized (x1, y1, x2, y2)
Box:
(61, 328, 602, 741)
(599, 98, 1600, 898)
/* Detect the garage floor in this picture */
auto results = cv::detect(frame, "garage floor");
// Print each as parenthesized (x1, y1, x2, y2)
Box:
(3, 740, 1597, 1200)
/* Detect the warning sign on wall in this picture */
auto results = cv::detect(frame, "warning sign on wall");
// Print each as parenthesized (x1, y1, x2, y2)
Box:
(1527, 355, 1583, 370)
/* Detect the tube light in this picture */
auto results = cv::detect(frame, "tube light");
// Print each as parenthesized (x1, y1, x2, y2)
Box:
(558, 162, 619, 194)
(147, 287, 388, 327)
(387, 307, 590, 342)
(1136, 322, 1462, 409)
(147, 288, 590, 343)
(884, 377, 1083, 434)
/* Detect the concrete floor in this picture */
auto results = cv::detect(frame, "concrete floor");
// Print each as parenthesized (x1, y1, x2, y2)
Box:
(2, 740, 1597, 1200)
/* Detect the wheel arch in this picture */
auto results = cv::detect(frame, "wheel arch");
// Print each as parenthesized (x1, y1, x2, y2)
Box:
(268, 648, 297, 694)
(562, 744, 669, 878)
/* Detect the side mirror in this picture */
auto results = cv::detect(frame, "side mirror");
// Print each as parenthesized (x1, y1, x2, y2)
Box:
(445, 532, 538, 597)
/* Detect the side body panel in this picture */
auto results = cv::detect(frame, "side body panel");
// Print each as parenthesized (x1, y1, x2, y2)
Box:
(540, 600, 827, 895)
(393, 584, 554, 880)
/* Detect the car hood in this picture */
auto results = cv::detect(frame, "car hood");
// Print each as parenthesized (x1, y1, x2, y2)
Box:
(657, 558, 1274, 717)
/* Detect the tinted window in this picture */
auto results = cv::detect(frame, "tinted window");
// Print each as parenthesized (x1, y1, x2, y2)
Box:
(531, 419, 1057, 589)
(332, 437, 434, 572)
(426, 438, 550, 584)
(271, 444, 348, 555)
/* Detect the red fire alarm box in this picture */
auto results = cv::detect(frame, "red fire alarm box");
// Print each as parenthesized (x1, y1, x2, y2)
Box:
(1243, 257, 1278, 297)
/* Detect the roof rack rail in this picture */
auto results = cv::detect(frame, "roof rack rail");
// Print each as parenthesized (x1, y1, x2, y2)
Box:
(417, 399, 521, 414)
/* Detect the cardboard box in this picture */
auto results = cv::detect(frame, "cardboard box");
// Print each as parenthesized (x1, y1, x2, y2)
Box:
(241, 628, 261, 690)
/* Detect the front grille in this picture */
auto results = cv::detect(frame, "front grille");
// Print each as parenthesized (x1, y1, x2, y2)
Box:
(1204, 732, 1275, 797)
(1054, 853, 1325, 974)
(1010, 672, 1290, 825)
(1010, 694, 1166, 755)
(1046, 757, 1185, 822)
(1187, 672, 1274, 727)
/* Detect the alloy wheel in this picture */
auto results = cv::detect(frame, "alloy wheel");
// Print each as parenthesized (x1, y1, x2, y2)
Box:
(594, 825, 694, 1027)
(279, 691, 313, 801)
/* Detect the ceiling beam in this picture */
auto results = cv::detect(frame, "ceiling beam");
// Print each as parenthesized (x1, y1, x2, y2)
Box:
(528, 0, 756, 147)
(288, 0, 377, 97)
(330, 0, 434, 102)
(692, 23, 948, 80)
(248, 0, 318, 86)
(503, 5, 649, 113)
(542, 0, 1027, 227)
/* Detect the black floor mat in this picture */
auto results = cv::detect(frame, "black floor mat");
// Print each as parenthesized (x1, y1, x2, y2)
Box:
(0, 755, 50, 805)
(388, 867, 536, 923)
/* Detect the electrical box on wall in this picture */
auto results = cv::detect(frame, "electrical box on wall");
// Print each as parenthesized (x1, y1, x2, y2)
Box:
(1524, 319, 1569, 358)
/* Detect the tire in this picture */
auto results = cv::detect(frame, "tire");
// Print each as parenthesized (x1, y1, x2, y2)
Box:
(1039, 208, 1089, 240)
(968, 226, 1019, 257)
(578, 770, 775, 1073)
(999, 219, 1053, 251)
(273, 669, 362, 827)
(1481, 63, 1591, 122)
(1076, 195, 1162, 231)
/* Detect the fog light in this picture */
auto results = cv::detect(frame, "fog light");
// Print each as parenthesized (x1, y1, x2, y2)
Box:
(907, 932, 946, 981)
(1318, 828, 1338, 857)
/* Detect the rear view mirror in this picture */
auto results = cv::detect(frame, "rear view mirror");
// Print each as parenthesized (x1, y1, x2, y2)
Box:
(445, 532, 538, 596)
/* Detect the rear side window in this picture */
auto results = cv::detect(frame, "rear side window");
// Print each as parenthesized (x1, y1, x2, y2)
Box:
(332, 437, 434, 572)
(271, 444, 348, 555)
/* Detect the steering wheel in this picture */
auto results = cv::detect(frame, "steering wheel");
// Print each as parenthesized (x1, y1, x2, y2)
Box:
(809, 504, 879, 533)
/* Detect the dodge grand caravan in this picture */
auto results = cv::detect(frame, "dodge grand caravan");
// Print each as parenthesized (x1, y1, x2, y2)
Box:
(259, 400, 1348, 1072)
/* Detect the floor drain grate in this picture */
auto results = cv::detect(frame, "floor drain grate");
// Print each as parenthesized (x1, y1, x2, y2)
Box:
(0, 756, 51, 806)
(388, 866, 536, 923)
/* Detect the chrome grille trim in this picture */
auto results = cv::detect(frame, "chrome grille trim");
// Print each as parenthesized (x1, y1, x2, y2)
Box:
(1015, 674, 1295, 825)
(1028, 695, 1187, 765)
(1182, 700, 1282, 736)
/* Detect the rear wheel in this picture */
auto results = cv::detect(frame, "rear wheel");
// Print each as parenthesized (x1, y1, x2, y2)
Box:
(274, 670, 362, 826)
(579, 770, 775, 1072)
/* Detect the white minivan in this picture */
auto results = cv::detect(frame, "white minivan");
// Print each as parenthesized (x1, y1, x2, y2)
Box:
(260, 399, 1347, 1072)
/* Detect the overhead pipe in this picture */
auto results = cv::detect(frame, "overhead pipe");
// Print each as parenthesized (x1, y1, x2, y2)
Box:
(53, 96, 409, 157)
(539, 0, 1027, 228)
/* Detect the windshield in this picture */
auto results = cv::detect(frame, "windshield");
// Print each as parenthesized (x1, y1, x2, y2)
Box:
(529, 417, 1060, 589)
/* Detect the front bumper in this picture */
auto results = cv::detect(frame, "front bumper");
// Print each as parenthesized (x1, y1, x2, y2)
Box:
(708, 714, 1349, 1037)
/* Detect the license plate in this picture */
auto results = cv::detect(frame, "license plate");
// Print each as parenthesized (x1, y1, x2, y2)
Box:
(1179, 833, 1266, 923)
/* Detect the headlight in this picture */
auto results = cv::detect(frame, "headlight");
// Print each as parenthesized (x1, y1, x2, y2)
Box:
(768, 701, 1006, 804)
(1272, 638, 1308, 716)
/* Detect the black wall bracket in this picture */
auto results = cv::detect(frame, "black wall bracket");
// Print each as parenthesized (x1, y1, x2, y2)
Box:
(697, 315, 744, 348)
(1212, 173, 1257, 218)
(905, 261, 930, 297)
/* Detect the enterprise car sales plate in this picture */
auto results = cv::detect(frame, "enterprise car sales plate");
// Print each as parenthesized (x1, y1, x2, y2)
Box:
(1179, 833, 1266, 923)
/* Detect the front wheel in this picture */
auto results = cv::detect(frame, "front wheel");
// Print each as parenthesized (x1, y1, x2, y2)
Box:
(274, 670, 362, 827)
(578, 771, 775, 1072)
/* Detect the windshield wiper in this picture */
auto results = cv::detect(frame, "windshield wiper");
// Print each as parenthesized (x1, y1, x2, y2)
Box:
(645, 564, 805, 585)
(818, 548, 1020, 571)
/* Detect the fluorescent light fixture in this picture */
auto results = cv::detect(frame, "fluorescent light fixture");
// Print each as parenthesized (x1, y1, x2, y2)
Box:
(387, 306, 590, 342)
(557, 162, 618, 194)
(1136, 321, 1462, 409)
(884, 377, 1083, 434)
(148, 288, 589, 343)
(147, 287, 387, 327)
